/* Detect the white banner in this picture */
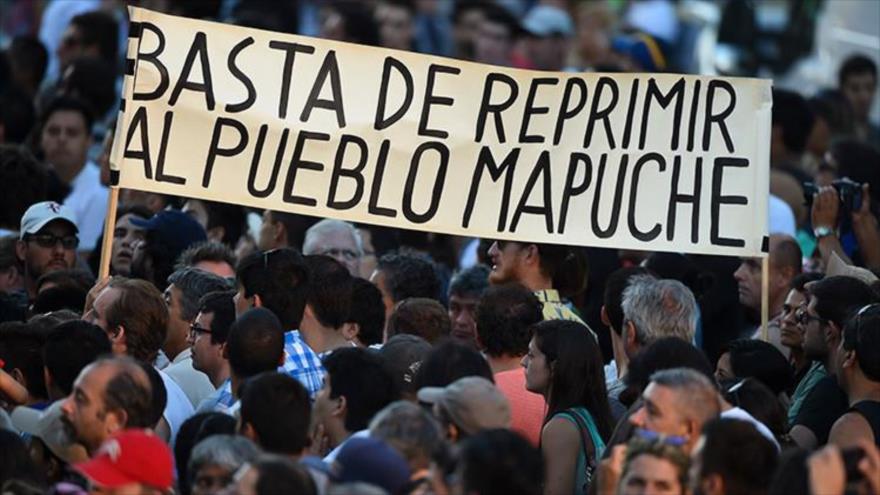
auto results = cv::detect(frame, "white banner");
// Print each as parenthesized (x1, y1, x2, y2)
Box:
(111, 7, 772, 256)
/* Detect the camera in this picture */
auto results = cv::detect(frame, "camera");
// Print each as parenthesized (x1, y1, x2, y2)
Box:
(803, 178, 863, 213)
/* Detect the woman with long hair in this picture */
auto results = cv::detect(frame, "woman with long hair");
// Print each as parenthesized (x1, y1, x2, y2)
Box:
(522, 320, 614, 495)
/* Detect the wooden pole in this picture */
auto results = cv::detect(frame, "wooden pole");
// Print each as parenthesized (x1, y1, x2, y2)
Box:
(761, 255, 770, 341)
(98, 187, 120, 279)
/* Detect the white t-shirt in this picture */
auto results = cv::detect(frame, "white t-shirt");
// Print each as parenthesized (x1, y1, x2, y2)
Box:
(158, 368, 195, 446)
(63, 161, 108, 251)
(163, 349, 216, 408)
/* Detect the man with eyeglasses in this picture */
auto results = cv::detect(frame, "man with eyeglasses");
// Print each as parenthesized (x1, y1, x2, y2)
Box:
(788, 276, 878, 449)
(192, 291, 237, 413)
(302, 219, 363, 276)
(830, 303, 880, 448)
(162, 268, 231, 408)
(16, 201, 79, 301)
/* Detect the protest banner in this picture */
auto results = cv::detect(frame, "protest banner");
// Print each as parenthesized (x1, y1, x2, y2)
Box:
(108, 6, 773, 271)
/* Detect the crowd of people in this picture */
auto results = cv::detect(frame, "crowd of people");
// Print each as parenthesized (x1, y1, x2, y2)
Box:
(1, 1, 880, 494)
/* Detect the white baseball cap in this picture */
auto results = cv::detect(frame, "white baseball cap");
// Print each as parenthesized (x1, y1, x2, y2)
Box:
(19, 201, 78, 240)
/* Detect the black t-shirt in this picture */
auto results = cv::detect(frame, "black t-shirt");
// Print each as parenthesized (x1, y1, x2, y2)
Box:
(851, 400, 880, 448)
(793, 375, 849, 444)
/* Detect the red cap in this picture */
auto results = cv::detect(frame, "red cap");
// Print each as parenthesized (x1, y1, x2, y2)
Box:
(74, 429, 173, 490)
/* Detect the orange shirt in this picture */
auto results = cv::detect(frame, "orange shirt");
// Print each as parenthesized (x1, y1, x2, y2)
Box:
(494, 369, 546, 446)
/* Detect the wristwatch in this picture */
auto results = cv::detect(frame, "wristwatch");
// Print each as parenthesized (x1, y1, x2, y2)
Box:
(814, 226, 835, 239)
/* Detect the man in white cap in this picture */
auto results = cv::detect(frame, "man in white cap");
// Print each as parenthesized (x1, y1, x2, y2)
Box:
(16, 201, 79, 300)
(522, 4, 575, 71)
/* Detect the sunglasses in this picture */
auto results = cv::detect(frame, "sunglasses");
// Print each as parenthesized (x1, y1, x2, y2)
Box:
(795, 308, 827, 326)
(633, 428, 687, 447)
(26, 233, 79, 250)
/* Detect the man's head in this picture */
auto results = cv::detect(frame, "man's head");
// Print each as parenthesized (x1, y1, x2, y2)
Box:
(371, 250, 440, 321)
(837, 304, 880, 394)
(369, 401, 443, 473)
(386, 298, 451, 344)
(448, 265, 490, 345)
(375, 0, 415, 51)
(110, 205, 150, 277)
(314, 347, 395, 443)
(60, 356, 153, 453)
(228, 454, 317, 495)
(239, 372, 311, 457)
(302, 219, 362, 275)
(487, 241, 587, 295)
(802, 276, 877, 363)
(58, 11, 119, 71)
(234, 248, 309, 330)
(690, 418, 778, 495)
(618, 437, 690, 495)
(16, 201, 79, 289)
(0, 322, 47, 402)
(39, 97, 93, 177)
(475, 283, 543, 358)
(456, 429, 543, 495)
(225, 308, 284, 384)
(164, 268, 231, 359)
(181, 199, 246, 248)
(301, 255, 354, 338)
(346, 277, 385, 347)
(187, 435, 259, 495)
(779, 272, 824, 351)
(417, 376, 511, 442)
(257, 210, 318, 251)
(131, 210, 208, 289)
(733, 235, 801, 315)
(473, 3, 520, 66)
(43, 320, 111, 400)
(176, 241, 238, 279)
(189, 290, 236, 378)
(630, 368, 721, 454)
(87, 278, 169, 364)
(522, 5, 574, 71)
(770, 89, 814, 164)
(621, 275, 697, 359)
(838, 54, 877, 123)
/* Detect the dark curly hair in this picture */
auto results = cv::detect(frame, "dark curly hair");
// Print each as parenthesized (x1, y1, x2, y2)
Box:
(376, 250, 440, 303)
(475, 283, 542, 357)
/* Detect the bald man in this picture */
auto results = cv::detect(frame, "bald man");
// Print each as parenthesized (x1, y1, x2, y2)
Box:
(733, 234, 802, 354)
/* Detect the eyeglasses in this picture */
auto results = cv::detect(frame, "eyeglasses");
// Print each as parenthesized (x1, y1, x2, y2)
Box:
(632, 428, 687, 447)
(189, 323, 212, 339)
(26, 233, 79, 250)
(795, 308, 827, 326)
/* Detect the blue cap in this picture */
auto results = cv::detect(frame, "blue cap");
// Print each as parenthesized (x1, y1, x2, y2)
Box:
(611, 33, 668, 72)
(131, 210, 206, 258)
(333, 437, 411, 494)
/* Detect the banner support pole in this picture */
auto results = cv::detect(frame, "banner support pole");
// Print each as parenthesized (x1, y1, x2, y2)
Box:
(98, 187, 120, 279)
(761, 255, 770, 341)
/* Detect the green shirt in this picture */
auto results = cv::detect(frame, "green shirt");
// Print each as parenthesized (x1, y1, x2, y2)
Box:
(788, 361, 827, 424)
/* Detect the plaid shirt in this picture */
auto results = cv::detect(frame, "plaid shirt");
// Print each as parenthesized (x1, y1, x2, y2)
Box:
(279, 330, 325, 399)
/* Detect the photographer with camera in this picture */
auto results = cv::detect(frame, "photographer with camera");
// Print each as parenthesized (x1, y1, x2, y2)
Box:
(809, 180, 880, 273)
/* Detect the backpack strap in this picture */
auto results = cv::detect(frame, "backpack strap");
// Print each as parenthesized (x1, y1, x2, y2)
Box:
(564, 409, 597, 471)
